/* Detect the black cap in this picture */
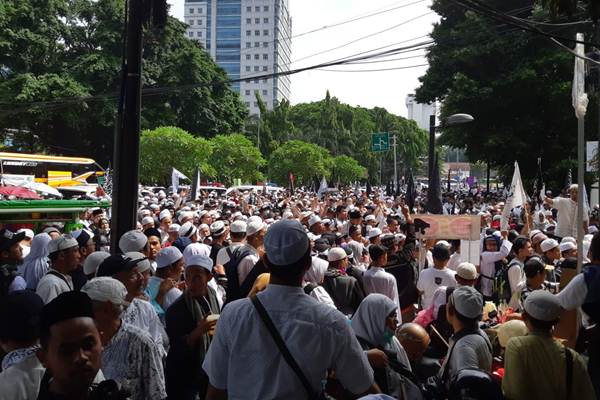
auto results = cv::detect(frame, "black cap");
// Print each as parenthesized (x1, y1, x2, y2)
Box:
(96, 254, 143, 277)
(313, 238, 331, 253)
(40, 291, 94, 339)
(0, 229, 26, 252)
(0, 290, 44, 341)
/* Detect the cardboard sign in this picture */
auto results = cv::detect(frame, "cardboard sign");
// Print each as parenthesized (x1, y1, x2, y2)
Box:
(414, 215, 481, 241)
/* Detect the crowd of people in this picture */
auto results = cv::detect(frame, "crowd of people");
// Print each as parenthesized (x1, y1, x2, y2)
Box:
(0, 183, 598, 399)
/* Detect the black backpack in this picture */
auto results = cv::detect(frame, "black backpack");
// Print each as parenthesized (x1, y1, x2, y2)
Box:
(0, 264, 18, 297)
(448, 369, 503, 400)
(492, 259, 514, 304)
(224, 247, 267, 304)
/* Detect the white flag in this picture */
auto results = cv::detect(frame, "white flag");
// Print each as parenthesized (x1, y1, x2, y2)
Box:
(171, 168, 189, 195)
(572, 32, 589, 120)
(501, 161, 528, 230)
(317, 176, 328, 199)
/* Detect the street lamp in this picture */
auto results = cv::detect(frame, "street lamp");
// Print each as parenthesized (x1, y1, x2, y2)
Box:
(427, 113, 474, 214)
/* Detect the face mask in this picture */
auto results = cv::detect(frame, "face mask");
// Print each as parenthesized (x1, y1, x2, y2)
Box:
(382, 328, 395, 345)
(21, 244, 30, 258)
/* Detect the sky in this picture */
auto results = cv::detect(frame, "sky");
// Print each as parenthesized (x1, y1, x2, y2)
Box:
(167, 0, 439, 117)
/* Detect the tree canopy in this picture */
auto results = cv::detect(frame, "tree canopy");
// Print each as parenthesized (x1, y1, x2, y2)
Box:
(268, 140, 333, 186)
(416, 0, 599, 189)
(247, 91, 427, 183)
(139, 126, 213, 186)
(0, 0, 247, 165)
(332, 155, 367, 185)
(210, 134, 266, 185)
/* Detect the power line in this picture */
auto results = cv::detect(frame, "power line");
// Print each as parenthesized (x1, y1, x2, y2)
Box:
(317, 63, 429, 72)
(291, 12, 435, 65)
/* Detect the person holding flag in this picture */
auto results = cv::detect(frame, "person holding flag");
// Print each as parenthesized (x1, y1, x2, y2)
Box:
(544, 184, 588, 239)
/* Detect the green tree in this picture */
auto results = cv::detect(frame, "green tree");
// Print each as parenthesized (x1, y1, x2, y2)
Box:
(210, 134, 265, 185)
(139, 126, 213, 186)
(0, 0, 247, 165)
(268, 140, 333, 186)
(415, 0, 597, 189)
(332, 155, 367, 185)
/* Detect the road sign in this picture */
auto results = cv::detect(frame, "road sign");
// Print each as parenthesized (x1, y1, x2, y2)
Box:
(371, 132, 390, 152)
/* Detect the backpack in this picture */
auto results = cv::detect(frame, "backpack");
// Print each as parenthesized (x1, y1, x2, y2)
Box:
(0, 264, 18, 297)
(492, 259, 515, 304)
(448, 369, 503, 400)
(224, 246, 266, 304)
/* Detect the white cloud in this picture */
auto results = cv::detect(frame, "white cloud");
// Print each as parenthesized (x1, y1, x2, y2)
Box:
(167, 0, 438, 117)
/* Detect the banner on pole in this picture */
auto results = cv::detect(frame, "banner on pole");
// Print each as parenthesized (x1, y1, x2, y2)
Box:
(413, 215, 481, 240)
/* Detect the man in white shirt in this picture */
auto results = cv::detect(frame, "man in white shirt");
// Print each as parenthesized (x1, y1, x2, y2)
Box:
(479, 232, 512, 300)
(203, 220, 379, 399)
(362, 244, 402, 323)
(236, 220, 266, 285)
(216, 220, 247, 266)
(417, 243, 457, 309)
(545, 184, 588, 239)
(36, 236, 80, 304)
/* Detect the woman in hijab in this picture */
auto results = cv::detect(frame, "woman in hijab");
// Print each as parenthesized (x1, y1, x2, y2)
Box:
(302, 256, 336, 309)
(18, 233, 52, 290)
(351, 294, 422, 399)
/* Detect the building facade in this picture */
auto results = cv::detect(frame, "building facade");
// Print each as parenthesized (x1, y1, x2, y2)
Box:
(405, 94, 436, 131)
(184, 0, 292, 115)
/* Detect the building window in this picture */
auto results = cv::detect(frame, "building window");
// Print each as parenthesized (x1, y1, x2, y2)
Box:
(199, 8, 203, 14)
(263, 90, 268, 95)
(255, 6, 260, 12)
(263, 66, 268, 71)
(255, 18, 260, 24)
(254, 42, 260, 47)
(188, 31, 193, 37)
(264, 5, 269, 11)
(254, 54, 260, 60)
(198, 19, 202, 25)
(263, 54, 268, 60)
(246, 42, 251, 48)
(189, 20, 194, 25)
(254, 30, 260, 36)
(246, 6, 251, 12)
(264, 18, 269, 23)
(254, 79, 259, 84)
(263, 42, 268, 47)
(245, 90, 251, 95)
(246, 30, 251, 36)
(198, 31, 202, 37)
(246, 18, 251, 24)
(254, 66, 259, 71)
(245, 66, 251, 71)
(189, 8, 194, 14)
(245, 101, 250, 107)
(246, 54, 251, 60)
(263, 30, 269, 36)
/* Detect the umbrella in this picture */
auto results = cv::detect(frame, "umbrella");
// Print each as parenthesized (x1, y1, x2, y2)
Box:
(3, 179, 62, 197)
(0, 185, 42, 199)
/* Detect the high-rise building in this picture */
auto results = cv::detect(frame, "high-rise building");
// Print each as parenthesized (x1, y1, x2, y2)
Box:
(184, 0, 292, 115)
(405, 94, 436, 131)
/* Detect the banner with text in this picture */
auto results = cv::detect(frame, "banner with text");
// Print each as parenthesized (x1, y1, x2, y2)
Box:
(413, 214, 481, 241)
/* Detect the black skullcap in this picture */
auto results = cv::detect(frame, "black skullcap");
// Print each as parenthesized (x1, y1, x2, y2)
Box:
(40, 291, 94, 340)
(0, 290, 44, 341)
(172, 236, 192, 253)
(144, 227, 161, 239)
(560, 257, 578, 270)
(75, 230, 91, 248)
(96, 254, 142, 277)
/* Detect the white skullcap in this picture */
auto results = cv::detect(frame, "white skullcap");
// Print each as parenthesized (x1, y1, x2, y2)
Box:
(17, 228, 34, 240)
(124, 251, 151, 273)
(540, 238, 559, 253)
(230, 220, 247, 233)
(159, 209, 172, 221)
(247, 215, 263, 225)
(308, 214, 322, 228)
(264, 220, 309, 266)
(328, 247, 347, 262)
(156, 246, 183, 269)
(247, 220, 266, 237)
(524, 290, 562, 321)
(179, 222, 197, 238)
(48, 236, 78, 254)
(82, 277, 129, 306)
(168, 223, 180, 233)
(185, 254, 213, 272)
(183, 243, 211, 263)
(119, 230, 148, 253)
(141, 216, 154, 226)
(367, 228, 382, 239)
(559, 241, 576, 253)
(497, 320, 528, 348)
(83, 251, 111, 276)
(562, 236, 577, 245)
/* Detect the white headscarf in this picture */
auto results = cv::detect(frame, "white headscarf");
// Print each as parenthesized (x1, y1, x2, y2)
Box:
(351, 294, 411, 369)
(18, 233, 52, 290)
(351, 293, 397, 347)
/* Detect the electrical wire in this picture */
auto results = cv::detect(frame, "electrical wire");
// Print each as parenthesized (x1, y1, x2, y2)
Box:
(317, 63, 429, 72)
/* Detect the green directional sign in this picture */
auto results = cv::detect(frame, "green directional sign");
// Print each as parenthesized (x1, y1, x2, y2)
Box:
(371, 132, 390, 152)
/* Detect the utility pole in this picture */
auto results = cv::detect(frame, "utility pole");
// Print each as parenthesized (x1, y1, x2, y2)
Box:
(392, 134, 398, 195)
(428, 114, 436, 188)
(110, 0, 166, 252)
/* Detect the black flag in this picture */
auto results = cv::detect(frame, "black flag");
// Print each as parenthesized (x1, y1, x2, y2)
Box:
(366, 180, 372, 196)
(406, 169, 416, 212)
(426, 153, 443, 214)
(533, 157, 544, 206)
